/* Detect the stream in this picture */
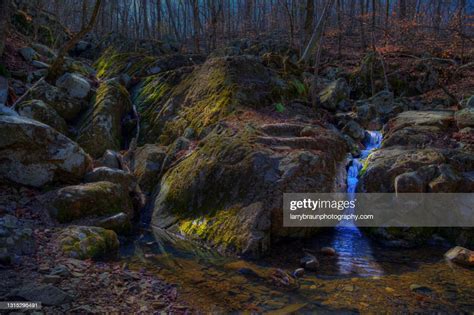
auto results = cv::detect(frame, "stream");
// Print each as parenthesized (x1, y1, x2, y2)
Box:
(119, 130, 473, 313)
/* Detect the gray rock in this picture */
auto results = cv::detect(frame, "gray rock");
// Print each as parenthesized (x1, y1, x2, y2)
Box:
(455, 108, 474, 129)
(318, 78, 350, 111)
(31, 60, 50, 69)
(55, 73, 91, 99)
(19, 47, 38, 62)
(444, 246, 474, 267)
(31, 43, 57, 59)
(9, 284, 73, 306)
(0, 104, 18, 116)
(95, 212, 131, 234)
(99, 150, 121, 169)
(50, 265, 71, 277)
(0, 115, 91, 187)
(84, 167, 135, 191)
(16, 99, 68, 134)
(343, 120, 365, 141)
(127, 144, 167, 193)
(293, 268, 305, 278)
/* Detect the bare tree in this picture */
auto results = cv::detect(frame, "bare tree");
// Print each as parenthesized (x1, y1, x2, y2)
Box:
(299, 0, 336, 63)
(46, 0, 102, 82)
(0, 0, 10, 57)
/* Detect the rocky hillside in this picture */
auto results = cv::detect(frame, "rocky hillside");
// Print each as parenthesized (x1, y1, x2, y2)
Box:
(0, 1, 473, 312)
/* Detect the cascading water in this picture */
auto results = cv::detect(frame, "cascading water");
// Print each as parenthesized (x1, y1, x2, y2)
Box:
(347, 131, 383, 194)
(330, 130, 384, 276)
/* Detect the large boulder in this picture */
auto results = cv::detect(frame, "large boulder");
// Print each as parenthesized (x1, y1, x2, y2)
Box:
(77, 79, 132, 158)
(316, 78, 350, 111)
(84, 167, 135, 192)
(58, 226, 119, 260)
(455, 108, 474, 129)
(27, 80, 86, 121)
(55, 72, 91, 99)
(137, 55, 280, 144)
(0, 115, 91, 187)
(359, 147, 445, 192)
(127, 144, 167, 194)
(16, 99, 68, 134)
(152, 123, 348, 258)
(41, 181, 133, 223)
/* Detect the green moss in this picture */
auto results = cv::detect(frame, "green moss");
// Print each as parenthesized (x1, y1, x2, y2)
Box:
(95, 47, 156, 79)
(178, 207, 246, 252)
(60, 226, 119, 260)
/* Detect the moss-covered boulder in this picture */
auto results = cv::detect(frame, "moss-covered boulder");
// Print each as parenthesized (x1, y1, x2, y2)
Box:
(58, 226, 119, 260)
(138, 55, 280, 144)
(16, 99, 68, 134)
(455, 108, 474, 129)
(76, 79, 132, 158)
(42, 181, 133, 223)
(0, 115, 91, 187)
(84, 167, 135, 192)
(27, 80, 87, 122)
(152, 122, 348, 258)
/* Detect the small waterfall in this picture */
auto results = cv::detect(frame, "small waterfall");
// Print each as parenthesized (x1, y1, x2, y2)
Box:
(346, 131, 383, 193)
(330, 130, 384, 277)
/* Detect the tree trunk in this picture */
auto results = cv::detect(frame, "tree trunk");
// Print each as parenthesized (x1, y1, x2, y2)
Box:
(191, 0, 200, 52)
(46, 0, 102, 82)
(299, 0, 336, 64)
(0, 0, 10, 57)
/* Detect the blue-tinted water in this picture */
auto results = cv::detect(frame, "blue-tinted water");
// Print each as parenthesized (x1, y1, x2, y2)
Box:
(331, 131, 384, 276)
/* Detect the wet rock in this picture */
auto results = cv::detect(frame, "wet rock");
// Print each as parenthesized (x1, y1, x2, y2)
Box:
(0, 115, 91, 187)
(41, 181, 133, 223)
(455, 108, 474, 129)
(19, 47, 38, 62)
(320, 247, 336, 256)
(317, 78, 350, 111)
(77, 79, 132, 158)
(444, 246, 474, 267)
(95, 212, 131, 234)
(84, 167, 135, 192)
(395, 171, 426, 193)
(270, 268, 299, 289)
(304, 259, 319, 271)
(9, 283, 73, 306)
(359, 147, 445, 192)
(293, 268, 305, 278)
(58, 226, 119, 260)
(342, 120, 365, 141)
(0, 104, 19, 116)
(127, 144, 167, 193)
(428, 164, 461, 192)
(16, 99, 68, 134)
(55, 72, 91, 99)
(98, 150, 120, 169)
(28, 80, 87, 121)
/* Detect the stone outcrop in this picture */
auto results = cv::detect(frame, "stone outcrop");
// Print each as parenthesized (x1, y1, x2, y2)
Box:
(76, 79, 132, 158)
(0, 115, 91, 187)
